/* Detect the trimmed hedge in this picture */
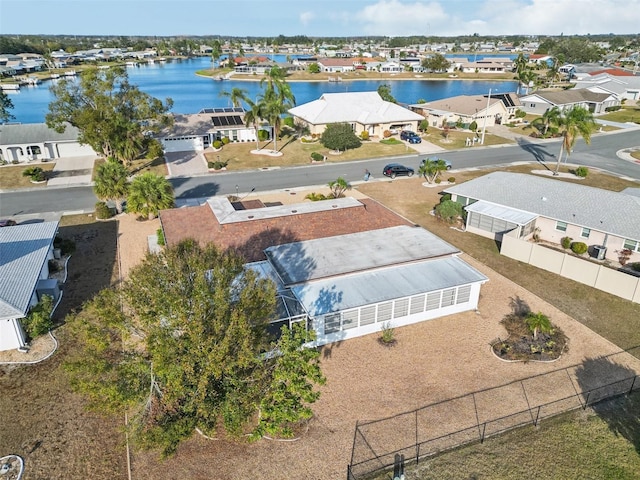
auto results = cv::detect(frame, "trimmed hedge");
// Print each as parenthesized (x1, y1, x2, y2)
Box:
(570, 241, 588, 255)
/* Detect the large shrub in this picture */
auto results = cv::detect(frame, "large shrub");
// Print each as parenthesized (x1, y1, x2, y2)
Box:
(95, 201, 114, 219)
(257, 129, 270, 141)
(561, 236, 573, 249)
(469, 120, 478, 132)
(575, 166, 589, 178)
(22, 166, 46, 182)
(310, 152, 324, 162)
(22, 295, 54, 339)
(434, 200, 463, 224)
(320, 123, 362, 152)
(570, 241, 588, 255)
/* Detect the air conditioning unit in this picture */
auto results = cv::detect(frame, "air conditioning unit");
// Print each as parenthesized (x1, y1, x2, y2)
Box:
(593, 245, 607, 260)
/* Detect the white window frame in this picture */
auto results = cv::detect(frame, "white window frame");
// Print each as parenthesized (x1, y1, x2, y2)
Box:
(555, 221, 568, 232)
(580, 227, 591, 238)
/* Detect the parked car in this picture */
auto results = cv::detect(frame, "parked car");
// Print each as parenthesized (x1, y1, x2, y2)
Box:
(383, 163, 415, 178)
(420, 157, 452, 170)
(400, 130, 419, 141)
(0, 219, 17, 227)
(406, 135, 422, 144)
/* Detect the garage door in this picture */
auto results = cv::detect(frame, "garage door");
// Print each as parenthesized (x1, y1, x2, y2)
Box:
(56, 142, 96, 158)
(162, 136, 204, 153)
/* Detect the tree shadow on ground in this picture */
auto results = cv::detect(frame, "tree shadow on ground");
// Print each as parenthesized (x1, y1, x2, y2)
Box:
(516, 137, 556, 169)
(574, 354, 640, 454)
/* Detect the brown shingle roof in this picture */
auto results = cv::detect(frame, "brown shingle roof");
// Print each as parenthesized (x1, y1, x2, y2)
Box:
(159, 198, 411, 262)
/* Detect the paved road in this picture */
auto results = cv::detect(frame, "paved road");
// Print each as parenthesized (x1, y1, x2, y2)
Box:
(1, 129, 639, 219)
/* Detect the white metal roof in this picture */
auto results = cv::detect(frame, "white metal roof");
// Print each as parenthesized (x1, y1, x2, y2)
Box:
(465, 201, 537, 226)
(291, 256, 488, 317)
(0, 222, 58, 320)
(265, 225, 460, 285)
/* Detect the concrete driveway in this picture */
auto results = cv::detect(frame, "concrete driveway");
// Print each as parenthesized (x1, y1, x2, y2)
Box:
(47, 155, 96, 187)
(165, 150, 209, 177)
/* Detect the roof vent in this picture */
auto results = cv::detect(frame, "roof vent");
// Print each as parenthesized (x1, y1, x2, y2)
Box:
(541, 196, 547, 201)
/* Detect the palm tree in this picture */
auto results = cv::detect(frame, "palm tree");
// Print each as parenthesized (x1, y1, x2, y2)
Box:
(552, 106, 597, 174)
(220, 87, 248, 108)
(525, 312, 552, 340)
(418, 158, 448, 184)
(94, 159, 129, 213)
(517, 68, 537, 94)
(127, 172, 174, 220)
(328, 177, 351, 198)
(513, 53, 527, 75)
(546, 58, 561, 84)
(243, 99, 264, 150)
(531, 106, 561, 137)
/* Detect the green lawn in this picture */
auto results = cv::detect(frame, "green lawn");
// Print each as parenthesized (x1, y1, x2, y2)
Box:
(597, 105, 640, 124)
(0, 163, 56, 189)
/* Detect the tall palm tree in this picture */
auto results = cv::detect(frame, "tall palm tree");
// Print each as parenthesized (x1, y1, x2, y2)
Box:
(220, 87, 248, 108)
(94, 159, 129, 213)
(127, 172, 174, 220)
(514, 53, 527, 75)
(243, 99, 264, 150)
(418, 158, 448, 184)
(552, 106, 597, 174)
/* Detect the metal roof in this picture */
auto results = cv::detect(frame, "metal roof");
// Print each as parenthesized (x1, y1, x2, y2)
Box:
(444, 172, 640, 241)
(0, 222, 58, 320)
(291, 256, 488, 317)
(465, 201, 537, 226)
(265, 225, 460, 285)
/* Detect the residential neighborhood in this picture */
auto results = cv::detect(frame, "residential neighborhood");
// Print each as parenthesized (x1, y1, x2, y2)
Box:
(1, 18, 640, 480)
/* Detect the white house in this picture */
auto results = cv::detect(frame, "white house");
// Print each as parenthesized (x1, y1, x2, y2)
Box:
(288, 91, 424, 137)
(0, 123, 97, 163)
(0, 222, 60, 352)
(518, 88, 619, 115)
(443, 172, 640, 264)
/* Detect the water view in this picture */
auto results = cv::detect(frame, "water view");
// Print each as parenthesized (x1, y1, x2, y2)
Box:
(7, 56, 518, 124)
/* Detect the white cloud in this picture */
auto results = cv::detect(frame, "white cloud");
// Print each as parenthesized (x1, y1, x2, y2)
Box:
(354, 0, 640, 36)
(300, 11, 315, 26)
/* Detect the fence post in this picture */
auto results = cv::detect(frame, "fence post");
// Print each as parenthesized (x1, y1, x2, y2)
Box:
(415, 410, 419, 464)
(583, 391, 590, 409)
(480, 422, 487, 443)
(347, 464, 352, 480)
(630, 376, 637, 394)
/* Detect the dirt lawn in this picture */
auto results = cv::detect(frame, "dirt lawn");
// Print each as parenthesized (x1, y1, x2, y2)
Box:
(2, 179, 639, 480)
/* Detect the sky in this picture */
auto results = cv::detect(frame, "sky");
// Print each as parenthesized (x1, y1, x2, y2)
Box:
(1, 0, 639, 38)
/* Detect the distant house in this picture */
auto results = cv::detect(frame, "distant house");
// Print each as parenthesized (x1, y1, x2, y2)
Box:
(288, 91, 424, 137)
(316, 58, 356, 73)
(457, 59, 509, 74)
(443, 172, 640, 265)
(159, 196, 487, 346)
(0, 123, 97, 163)
(158, 107, 258, 153)
(572, 72, 640, 102)
(519, 88, 619, 114)
(0, 222, 60, 352)
(410, 93, 521, 128)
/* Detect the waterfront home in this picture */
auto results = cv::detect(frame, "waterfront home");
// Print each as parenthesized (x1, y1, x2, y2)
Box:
(288, 91, 424, 137)
(519, 88, 619, 115)
(410, 92, 520, 128)
(159, 197, 487, 346)
(0, 123, 97, 163)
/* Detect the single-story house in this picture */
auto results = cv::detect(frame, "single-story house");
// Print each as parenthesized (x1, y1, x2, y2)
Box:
(443, 172, 640, 264)
(316, 58, 357, 73)
(456, 60, 509, 74)
(572, 73, 640, 102)
(0, 123, 97, 163)
(159, 196, 487, 346)
(0, 221, 60, 352)
(288, 91, 424, 137)
(518, 88, 619, 115)
(409, 93, 520, 128)
(158, 107, 259, 153)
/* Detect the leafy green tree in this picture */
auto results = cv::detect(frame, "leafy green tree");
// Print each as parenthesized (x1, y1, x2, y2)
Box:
(377, 84, 396, 103)
(434, 200, 463, 224)
(308, 62, 320, 74)
(127, 172, 174, 219)
(418, 158, 448, 183)
(525, 312, 553, 340)
(0, 89, 15, 123)
(46, 66, 173, 165)
(94, 159, 129, 213)
(320, 123, 362, 152)
(210, 40, 222, 66)
(65, 240, 324, 455)
(328, 177, 351, 198)
(551, 106, 597, 173)
(421, 53, 451, 72)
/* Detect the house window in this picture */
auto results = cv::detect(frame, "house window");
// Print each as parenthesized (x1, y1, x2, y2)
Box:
(457, 285, 472, 304)
(441, 288, 456, 307)
(27, 146, 41, 155)
(377, 302, 393, 323)
(555, 221, 568, 232)
(623, 239, 639, 252)
(426, 292, 440, 310)
(359, 305, 376, 326)
(324, 313, 341, 334)
(342, 310, 358, 330)
(581, 227, 591, 238)
(393, 298, 409, 318)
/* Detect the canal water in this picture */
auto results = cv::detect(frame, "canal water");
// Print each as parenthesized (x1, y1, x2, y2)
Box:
(7, 56, 518, 124)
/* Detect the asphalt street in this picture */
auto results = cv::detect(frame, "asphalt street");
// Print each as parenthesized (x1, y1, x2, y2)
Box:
(1, 129, 639, 220)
